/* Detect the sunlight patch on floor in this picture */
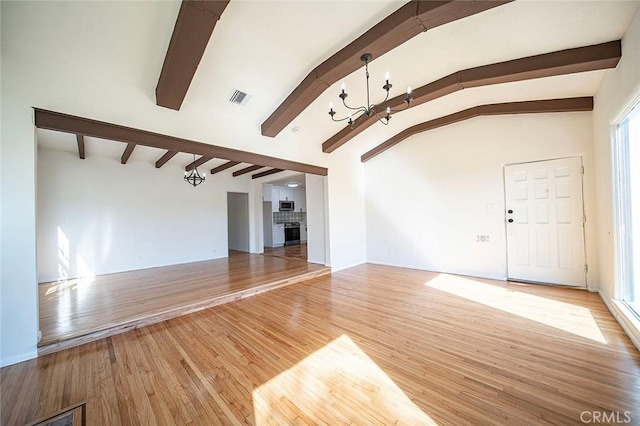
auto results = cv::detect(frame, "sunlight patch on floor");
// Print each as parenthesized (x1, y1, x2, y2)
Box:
(252, 334, 437, 425)
(426, 274, 607, 344)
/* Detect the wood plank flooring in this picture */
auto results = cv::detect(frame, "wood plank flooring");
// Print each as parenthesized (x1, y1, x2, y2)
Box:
(262, 243, 307, 261)
(5, 264, 639, 425)
(38, 252, 327, 348)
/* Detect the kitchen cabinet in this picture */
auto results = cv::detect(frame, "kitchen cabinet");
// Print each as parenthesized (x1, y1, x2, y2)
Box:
(279, 187, 293, 201)
(271, 187, 279, 213)
(300, 222, 307, 242)
(292, 189, 301, 212)
(273, 224, 284, 246)
(294, 189, 307, 212)
(262, 184, 272, 202)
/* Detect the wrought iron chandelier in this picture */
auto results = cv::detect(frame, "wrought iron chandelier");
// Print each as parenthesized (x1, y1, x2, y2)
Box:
(328, 53, 412, 127)
(184, 154, 205, 187)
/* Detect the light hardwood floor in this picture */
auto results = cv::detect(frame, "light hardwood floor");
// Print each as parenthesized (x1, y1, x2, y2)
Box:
(4, 264, 639, 425)
(38, 252, 328, 349)
(262, 243, 308, 261)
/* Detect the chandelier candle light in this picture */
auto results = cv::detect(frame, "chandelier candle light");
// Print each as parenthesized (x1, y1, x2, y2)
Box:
(184, 154, 206, 187)
(328, 53, 412, 127)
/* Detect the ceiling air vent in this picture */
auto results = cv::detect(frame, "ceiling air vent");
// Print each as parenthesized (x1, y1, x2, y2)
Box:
(228, 89, 251, 106)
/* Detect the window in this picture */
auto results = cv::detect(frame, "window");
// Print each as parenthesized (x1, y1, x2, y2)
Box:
(613, 99, 640, 316)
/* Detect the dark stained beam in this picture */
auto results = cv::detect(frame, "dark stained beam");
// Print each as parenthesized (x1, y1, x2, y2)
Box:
(155, 150, 178, 168)
(361, 97, 594, 162)
(261, 0, 512, 137)
(76, 134, 85, 159)
(185, 156, 213, 171)
(34, 109, 327, 176)
(252, 168, 284, 179)
(324, 40, 622, 154)
(233, 165, 263, 177)
(210, 161, 240, 175)
(120, 143, 136, 164)
(156, 0, 230, 110)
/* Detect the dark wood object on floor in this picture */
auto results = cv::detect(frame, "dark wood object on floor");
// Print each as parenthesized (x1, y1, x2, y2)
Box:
(25, 401, 86, 426)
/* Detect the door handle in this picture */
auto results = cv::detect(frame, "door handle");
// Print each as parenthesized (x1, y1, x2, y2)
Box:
(508, 218, 514, 223)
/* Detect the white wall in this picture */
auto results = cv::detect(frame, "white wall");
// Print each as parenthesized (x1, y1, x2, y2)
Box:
(1, 106, 39, 367)
(0, 2, 369, 366)
(37, 147, 252, 282)
(326, 150, 367, 271)
(592, 8, 640, 347)
(593, 8, 640, 301)
(365, 112, 598, 284)
(227, 192, 250, 252)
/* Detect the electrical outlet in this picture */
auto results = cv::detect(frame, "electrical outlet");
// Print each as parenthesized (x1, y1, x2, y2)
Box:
(137, 254, 143, 261)
(476, 235, 490, 243)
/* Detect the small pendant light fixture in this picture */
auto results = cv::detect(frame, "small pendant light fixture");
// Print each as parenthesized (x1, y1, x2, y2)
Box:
(328, 53, 412, 128)
(184, 154, 205, 187)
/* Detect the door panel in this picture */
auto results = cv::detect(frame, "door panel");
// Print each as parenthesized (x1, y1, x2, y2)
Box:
(505, 157, 586, 287)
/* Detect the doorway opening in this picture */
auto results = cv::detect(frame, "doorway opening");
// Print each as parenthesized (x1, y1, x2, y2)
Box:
(261, 174, 308, 261)
(227, 192, 250, 255)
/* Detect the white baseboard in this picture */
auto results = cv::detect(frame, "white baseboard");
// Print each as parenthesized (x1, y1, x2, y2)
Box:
(331, 261, 366, 273)
(0, 350, 38, 368)
(366, 260, 507, 282)
(599, 293, 640, 351)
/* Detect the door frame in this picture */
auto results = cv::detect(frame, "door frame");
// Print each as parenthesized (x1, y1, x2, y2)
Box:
(502, 155, 588, 287)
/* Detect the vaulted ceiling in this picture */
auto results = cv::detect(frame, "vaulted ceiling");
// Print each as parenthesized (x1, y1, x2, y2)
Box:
(13, 0, 638, 166)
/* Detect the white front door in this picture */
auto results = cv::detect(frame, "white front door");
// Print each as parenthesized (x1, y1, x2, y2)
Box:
(504, 157, 586, 287)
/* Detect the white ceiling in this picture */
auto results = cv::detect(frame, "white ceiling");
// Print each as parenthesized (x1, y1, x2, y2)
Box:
(10, 0, 640, 163)
(267, 173, 306, 189)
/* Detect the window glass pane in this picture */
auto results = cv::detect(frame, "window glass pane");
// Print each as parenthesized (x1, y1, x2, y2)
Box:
(627, 105, 640, 313)
(615, 100, 640, 315)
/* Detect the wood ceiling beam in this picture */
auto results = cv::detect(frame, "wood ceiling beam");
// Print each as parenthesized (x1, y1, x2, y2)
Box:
(156, 0, 230, 110)
(155, 150, 178, 168)
(361, 97, 594, 163)
(210, 161, 240, 175)
(76, 134, 85, 159)
(120, 143, 136, 164)
(233, 165, 263, 177)
(252, 168, 284, 179)
(261, 0, 512, 137)
(185, 156, 213, 171)
(324, 40, 621, 154)
(34, 109, 327, 176)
